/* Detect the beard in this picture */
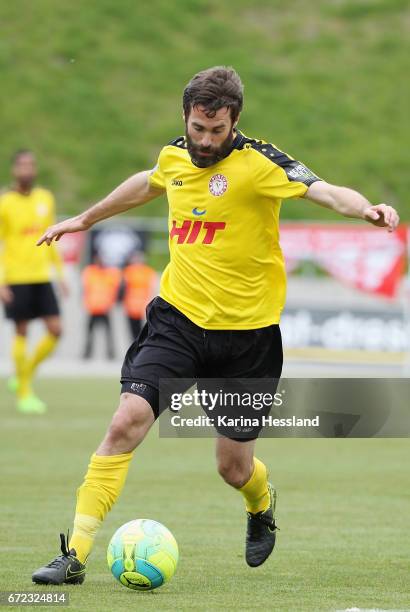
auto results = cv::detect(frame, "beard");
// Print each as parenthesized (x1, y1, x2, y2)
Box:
(186, 130, 235, 168)
(16, 176, 35, 192)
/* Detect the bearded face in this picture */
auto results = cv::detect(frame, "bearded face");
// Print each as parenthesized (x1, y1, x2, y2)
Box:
(185, 105, 237, 168)
(185, 130, 235, 168)
(13, 153, 37, 191)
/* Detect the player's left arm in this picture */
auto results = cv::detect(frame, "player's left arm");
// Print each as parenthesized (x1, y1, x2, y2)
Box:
(303, 181, 400, 232)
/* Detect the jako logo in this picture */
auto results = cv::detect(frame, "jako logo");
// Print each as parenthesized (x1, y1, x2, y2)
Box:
(170, 220, 226, 244)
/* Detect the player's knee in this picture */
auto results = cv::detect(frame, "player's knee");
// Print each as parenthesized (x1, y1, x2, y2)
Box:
(217, 458, 250, 488)
(106, 414, 136, 445)
(106, 394, 153, 445)
(15, 322, 28, 336)
(47, 322, 62, 337)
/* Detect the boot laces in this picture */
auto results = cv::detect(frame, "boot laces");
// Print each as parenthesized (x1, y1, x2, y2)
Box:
(247, 512, 277, 538)
(45, 531, 71, 568)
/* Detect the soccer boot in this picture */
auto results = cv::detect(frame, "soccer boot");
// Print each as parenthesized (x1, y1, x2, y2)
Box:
(245, 483, 278, 567)
(17, 394, 47, 414)
(32, 533, 86, 585)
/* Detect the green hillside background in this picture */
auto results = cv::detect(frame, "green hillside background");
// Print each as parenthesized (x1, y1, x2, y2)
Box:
(1, 0, 408, 220)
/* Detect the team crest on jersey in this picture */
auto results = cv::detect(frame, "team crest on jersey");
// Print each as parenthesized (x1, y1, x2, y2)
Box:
(209, 174, 227, 197)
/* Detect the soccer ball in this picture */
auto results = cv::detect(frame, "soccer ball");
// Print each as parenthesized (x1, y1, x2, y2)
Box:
(107, 519, 179, 590)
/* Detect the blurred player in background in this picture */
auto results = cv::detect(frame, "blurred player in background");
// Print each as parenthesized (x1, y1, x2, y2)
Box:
(0, 150, 67, 414)
(82, 254, 121, 360)
(122, 251, 157, 341)
(32, 67, 399, 584)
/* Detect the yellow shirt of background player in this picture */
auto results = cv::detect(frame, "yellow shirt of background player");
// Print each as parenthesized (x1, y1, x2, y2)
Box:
(0, 187, 63, 284)
(149, 132, 319, 330)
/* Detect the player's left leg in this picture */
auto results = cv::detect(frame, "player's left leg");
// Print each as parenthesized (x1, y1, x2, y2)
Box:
(18, 314, 61, 413)
(209, 324, 282, 566)
(26, 314, 61, 378)
(216, 435, 277, 567)
(9, 320, 29, 396)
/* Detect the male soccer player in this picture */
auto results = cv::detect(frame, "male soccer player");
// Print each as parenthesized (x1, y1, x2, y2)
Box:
(0, 150, 67, 414)
(31, 66, 399, 583)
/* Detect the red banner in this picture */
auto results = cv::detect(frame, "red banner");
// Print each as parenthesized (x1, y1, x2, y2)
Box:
(280, 224, 408, 298)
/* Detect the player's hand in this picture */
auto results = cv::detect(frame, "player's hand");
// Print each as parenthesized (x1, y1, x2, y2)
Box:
(37, 216, 89, 246)
(0, 285, 13, 305)
(363, 204, 400, 232)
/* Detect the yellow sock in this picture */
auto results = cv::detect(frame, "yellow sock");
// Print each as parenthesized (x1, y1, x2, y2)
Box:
(12, 335, 31, 398)
(27, 332, 58, 377)
(69, 452, 133, 563)
(239, 457, 270, 514)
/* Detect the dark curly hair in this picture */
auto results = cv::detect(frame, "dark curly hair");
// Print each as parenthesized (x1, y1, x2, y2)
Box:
(183, 66, 244, 122)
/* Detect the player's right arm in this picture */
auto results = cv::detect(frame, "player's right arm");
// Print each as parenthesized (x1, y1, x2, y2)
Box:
(37, 170, 164, 246)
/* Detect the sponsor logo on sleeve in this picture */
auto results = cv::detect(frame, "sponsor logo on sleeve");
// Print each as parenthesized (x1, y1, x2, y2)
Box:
(287, 163, 316, 181)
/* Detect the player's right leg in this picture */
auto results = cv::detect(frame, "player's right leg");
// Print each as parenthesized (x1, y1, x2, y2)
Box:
(4, 285, 33, 405)
(32, 296, 201, 585)
(32, 392, 155, 585)
(10, 319, 46, 414)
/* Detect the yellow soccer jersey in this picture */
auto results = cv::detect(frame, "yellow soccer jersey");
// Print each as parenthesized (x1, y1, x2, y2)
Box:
(0, 187, 63, 284)
(149, 131, 320, 330)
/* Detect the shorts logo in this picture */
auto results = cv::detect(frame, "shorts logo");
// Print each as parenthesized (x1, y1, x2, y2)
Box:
(130, 382, 147, 393)
(209, 174, 227, 197)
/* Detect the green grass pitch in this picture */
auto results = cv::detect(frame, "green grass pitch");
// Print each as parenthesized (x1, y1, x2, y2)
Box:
(0, 377, 409, 611)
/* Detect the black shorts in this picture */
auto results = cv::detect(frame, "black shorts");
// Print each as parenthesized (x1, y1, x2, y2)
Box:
(121, 297, 283, 440)
(4, 282, 60, 322)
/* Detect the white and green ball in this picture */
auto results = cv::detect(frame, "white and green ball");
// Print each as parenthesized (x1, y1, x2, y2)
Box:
(107, 519, 179, 590)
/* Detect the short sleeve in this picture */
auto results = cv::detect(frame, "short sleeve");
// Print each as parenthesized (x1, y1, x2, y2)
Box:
(148, 150, 166, 190)
(250, 142, 321, 200)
